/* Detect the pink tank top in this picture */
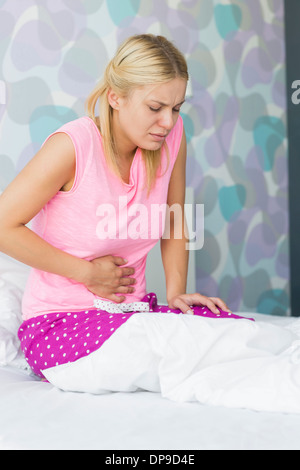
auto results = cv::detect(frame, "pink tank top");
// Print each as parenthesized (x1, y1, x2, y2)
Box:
(22, 116, 183, 320)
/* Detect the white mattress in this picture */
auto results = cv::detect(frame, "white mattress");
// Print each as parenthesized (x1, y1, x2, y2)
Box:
(2, 352, 300, 451)
(1, 252, 300, 450)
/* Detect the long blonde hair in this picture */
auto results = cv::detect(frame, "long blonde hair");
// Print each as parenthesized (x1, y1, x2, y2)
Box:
(85, 34, 188, 195)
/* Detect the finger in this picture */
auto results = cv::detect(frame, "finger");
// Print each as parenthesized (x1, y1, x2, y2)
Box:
(119, 276, 136, 286)
(195, 295, 221, 315)
(170, 297, 194, 315)
(206, 299, 221, 315)
(113, 257, 129, 266)
(109, 293, 126, 303)
(209, 297, 232, 313)
(121, 267, 136, 277)
(183, 294, 220, 315)
(115, 285, 135, 294)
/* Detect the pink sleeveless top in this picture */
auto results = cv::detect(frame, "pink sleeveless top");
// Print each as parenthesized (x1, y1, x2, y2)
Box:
(22, 116, 183, 320)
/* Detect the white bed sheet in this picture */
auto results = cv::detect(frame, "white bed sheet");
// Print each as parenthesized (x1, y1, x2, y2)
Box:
(0, 356, 300, 451)
(1, 354, 300, 451)
(1, 252, 300, 450)
(2, 316, 300, 450)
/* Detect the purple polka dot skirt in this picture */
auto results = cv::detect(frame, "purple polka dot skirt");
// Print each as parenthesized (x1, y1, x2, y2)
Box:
(18, 293, 253, 378)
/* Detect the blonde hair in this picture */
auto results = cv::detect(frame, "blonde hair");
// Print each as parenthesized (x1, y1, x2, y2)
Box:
(85, 34, 188, 195)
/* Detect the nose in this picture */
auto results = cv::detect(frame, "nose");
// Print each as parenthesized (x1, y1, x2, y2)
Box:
(158, 109, 174, 131)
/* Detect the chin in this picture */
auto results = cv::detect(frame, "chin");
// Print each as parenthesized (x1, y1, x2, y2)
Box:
(143, 141, 164, 152)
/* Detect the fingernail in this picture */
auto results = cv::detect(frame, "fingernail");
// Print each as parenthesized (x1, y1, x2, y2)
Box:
(186, 309, 194, 315)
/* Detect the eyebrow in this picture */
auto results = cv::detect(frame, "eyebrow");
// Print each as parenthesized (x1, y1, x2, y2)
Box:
(150, 99, 185, 107)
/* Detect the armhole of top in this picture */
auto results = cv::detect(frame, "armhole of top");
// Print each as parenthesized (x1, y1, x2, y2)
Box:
(41, 130, 80, 195)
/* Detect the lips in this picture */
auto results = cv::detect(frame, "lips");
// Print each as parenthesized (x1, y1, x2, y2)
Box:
(150, 133, 168, 141)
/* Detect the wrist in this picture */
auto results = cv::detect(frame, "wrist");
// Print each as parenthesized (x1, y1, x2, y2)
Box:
(71, 258, 93, 286)
(166, 276, 187, 304)
(167, 291, 186, 305)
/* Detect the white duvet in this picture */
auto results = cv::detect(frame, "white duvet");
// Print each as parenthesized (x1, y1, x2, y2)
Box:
(2, 250, 300, 415)
(44, 311, 300, 414)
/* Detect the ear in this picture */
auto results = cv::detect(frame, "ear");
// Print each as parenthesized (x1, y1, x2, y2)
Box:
(107, 88, 121, 110)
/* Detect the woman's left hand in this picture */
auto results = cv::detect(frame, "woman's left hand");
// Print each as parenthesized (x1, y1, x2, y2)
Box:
(168, 293, 232, 315)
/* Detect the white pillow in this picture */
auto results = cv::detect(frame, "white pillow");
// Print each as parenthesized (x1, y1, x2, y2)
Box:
(0, 251, 31, 370)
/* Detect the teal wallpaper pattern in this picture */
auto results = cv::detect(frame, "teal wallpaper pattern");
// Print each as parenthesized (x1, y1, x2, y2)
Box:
(0, 0, 289, 315)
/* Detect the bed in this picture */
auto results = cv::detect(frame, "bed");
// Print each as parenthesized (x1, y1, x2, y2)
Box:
(1, 251, 300, 451)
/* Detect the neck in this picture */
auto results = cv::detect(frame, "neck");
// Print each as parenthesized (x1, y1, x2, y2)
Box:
(111, 111, 137, 161)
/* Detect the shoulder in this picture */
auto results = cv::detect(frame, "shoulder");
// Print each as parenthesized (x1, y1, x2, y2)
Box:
(41, 116, 99, 171)
(44, 116, 100, 151)
(53, 116, 99, 139)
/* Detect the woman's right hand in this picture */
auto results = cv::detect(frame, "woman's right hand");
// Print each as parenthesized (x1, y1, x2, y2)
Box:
(83, 255, 136, 303)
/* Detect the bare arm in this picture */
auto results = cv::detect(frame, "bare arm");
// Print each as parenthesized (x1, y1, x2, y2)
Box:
(161, 128, 231, 315)
(161, 129, 189, 303)
(0, 134, 135, 302)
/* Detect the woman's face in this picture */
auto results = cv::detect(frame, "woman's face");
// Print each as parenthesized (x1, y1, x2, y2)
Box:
(109, 77, 187, 157)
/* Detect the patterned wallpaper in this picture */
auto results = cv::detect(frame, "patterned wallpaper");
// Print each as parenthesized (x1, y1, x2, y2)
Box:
(0, 0, 289, 315)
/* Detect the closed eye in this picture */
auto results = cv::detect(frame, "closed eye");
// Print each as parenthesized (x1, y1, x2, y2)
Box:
(149, 106, 181, 113)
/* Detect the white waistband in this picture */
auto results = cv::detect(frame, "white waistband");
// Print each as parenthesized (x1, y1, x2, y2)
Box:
(93, 299, 150, 314)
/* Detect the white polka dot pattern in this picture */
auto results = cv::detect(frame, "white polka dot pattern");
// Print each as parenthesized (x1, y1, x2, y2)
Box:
(93, 299, 150, 313)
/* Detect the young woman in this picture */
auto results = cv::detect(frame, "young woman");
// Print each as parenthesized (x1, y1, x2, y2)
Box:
(0, 34, 232, 380)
